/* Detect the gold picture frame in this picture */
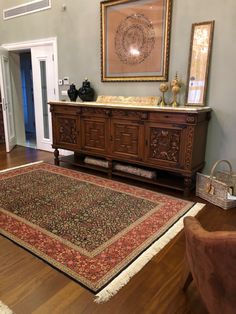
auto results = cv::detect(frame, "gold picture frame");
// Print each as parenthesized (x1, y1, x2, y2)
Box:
(101, 0, 172, 82)
(186, 21, 215, 106)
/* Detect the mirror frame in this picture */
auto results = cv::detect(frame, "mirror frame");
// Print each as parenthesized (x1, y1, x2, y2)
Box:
(186, 21, 215, 106)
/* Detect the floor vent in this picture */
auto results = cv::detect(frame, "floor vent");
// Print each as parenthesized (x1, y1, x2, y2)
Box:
(3, 0, 51, 20)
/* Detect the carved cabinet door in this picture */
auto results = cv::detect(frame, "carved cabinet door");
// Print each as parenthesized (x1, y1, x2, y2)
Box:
(53, 114, 80, 150)
(110, 119, 144, 161)
(145, 123, 187, 168)
(80, 117, 109, 154)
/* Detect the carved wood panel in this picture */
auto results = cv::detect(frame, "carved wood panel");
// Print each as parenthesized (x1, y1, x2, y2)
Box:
(111, 120, 143, 159)
(55, 115, 79, 148)
(184, 126, 194, 169)
(146, 125, 183, 165)
(81, 118, 108, 153)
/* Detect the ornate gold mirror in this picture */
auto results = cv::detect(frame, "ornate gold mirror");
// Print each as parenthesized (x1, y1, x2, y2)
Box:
(186, 21, 214, 106)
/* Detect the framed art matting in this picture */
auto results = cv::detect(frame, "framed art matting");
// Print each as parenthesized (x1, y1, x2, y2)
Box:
(101, 0, 172, 82)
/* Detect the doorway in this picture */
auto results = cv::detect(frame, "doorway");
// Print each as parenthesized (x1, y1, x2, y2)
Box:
(0, 38, 58, 153)
(20, 51, 36, 149)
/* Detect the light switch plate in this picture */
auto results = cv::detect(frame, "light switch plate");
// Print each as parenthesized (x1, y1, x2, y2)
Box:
(58, 79, 63, 86)
(61, 90, 68, 96)
(63, 77, 70, 85)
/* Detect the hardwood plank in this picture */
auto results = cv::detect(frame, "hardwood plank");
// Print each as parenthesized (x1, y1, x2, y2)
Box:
(1, 145, 236, 314)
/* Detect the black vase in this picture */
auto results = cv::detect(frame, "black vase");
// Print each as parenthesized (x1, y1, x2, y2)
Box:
(78, 79, 95, 102)
(67, 84, 78, 102)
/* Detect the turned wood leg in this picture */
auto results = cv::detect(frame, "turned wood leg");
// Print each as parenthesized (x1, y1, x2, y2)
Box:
(74, 152, 84, 163)
(184, 177, 193, 197)
(54, 148, 60, 166)
(108, 159, 113, 179)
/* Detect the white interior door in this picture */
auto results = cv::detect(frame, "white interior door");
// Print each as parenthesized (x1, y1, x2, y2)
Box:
(31, 45, 56, 151)
(0, 47, 16, 152)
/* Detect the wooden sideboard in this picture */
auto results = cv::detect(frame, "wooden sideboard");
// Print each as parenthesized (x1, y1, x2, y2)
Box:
(49, 101, 211, 195)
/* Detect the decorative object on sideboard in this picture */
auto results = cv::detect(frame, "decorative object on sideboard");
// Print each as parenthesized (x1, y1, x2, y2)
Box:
(186, 21, 215, 106)
(67, 83, 78, 102)
(96, 95, 159, 106)
(78, 78, 95, 102)
(170, 73, 182, 107)
(100, 0, 172, 82)
(158, 83, 169, 107)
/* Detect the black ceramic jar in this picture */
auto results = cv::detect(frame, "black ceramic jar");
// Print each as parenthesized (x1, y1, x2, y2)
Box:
(67, 83, 78, 102)
(78, 79, 95, 102)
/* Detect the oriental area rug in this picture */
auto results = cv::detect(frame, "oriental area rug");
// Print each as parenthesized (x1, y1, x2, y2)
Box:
(0, 162, 204, 302)
(0, 301, 13, 314)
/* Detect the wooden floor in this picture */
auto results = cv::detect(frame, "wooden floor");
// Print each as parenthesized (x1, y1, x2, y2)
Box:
(1, 145, 236, 314)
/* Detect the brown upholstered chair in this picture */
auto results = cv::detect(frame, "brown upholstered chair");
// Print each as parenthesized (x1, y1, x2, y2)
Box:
(183, 216, 236, 314)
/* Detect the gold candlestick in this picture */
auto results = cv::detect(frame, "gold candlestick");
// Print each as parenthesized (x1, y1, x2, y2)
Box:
(170, 73, 182, 107)
(159, 83, 169, 107)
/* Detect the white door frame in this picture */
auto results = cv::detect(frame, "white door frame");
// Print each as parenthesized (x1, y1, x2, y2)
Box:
(31, 45, 55, 151)
(2, 37, 59, 100)
(1, 37, 59, 151)
(0, 48, 17, 152)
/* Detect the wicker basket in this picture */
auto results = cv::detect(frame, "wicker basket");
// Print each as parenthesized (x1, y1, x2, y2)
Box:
(196, 160, 236, 210)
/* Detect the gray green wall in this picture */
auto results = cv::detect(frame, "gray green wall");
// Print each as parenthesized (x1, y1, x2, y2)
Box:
(0, 0, 235, 172)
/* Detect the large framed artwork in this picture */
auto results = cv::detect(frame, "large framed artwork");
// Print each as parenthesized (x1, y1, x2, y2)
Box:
(101, 0, 172, 82)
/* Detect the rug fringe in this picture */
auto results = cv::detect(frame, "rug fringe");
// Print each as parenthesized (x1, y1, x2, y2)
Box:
(0, 301, 13, 314)
(95, 202, 205, 303)
(0, 161, 44, 173)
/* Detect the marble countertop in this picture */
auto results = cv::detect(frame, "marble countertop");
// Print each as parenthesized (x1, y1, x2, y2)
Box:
(48, 100, 211, 113)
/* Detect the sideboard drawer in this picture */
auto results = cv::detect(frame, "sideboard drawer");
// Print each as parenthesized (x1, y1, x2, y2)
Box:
(149, 112, 187, 124)
(51, 105, 81, 115)
(111, 109, 148, 121)
(81, 107, 111, 118)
